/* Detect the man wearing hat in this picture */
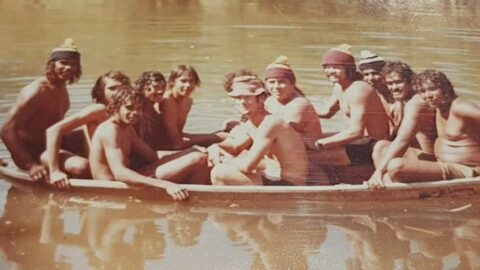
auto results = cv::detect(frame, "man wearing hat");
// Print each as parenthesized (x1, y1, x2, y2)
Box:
(315, 44, 389, 166)
(358, 50, 391, 104)
(208, 75, 308, 186)
(264, 56, 322, 148)
(1, 38, 82, 182)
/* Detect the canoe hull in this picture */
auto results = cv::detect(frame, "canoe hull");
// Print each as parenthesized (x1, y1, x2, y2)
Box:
(1, 162, 480, 201)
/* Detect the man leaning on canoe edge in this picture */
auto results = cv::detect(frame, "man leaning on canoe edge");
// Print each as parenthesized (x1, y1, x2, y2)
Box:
(1, 39, 480, 200)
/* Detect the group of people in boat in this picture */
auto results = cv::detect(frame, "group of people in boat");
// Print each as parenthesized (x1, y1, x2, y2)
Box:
(1, 39, 480, 200)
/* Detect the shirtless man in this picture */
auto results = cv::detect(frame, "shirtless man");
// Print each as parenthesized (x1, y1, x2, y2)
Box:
(314, 44, 390, 165)
(161, 65, 225, 149)
(42, 71, 131, 189)
(1, 38, 82, 182)
(89, 85, 193, 200)
(368, 70, 480, 187)
(264, 55, 322, 148)
(133, 71, 170, 150)
(208, 75, 308, 186)
(358, 50, 391, 104)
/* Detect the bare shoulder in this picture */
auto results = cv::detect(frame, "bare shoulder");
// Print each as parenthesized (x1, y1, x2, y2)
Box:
(261, 114, 285, 130)
(451, 97, 480, 116)
(287, 96, 313, 109)
(405, 94, 429, 113)
(348, 81, 375, 98)
(18, 77, 50, 99)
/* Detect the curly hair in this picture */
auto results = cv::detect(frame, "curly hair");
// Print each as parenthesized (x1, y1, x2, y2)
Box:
(106, 85, 144, 115)
(91, 71, 131, 104)
(45, 60, 82, 85)
(168, 65, 201, 89)
(416, 69, 456, 98)
(134, 71, 166, 95)
(382, 61, 415, 84)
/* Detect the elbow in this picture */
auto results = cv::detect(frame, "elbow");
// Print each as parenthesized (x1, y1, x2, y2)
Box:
(1, 123, 11, 143)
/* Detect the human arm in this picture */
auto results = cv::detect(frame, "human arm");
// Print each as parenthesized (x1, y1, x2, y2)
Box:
(103, 132, 188, 200)
(316, 92, 340, 119)
(207, 124, 252, 166)
(46, 104, 106, 186)
(367, 101, 424, 188)
(453, 98, 480, 122)
(230, 119, 277, 173)
(0, 84, 48, 180)
(315, 91, 368, 149)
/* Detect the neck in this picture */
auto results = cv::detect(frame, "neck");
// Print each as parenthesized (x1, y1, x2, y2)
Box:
(112, 115, 129, 128)
(247, 109, 269, 127)
(338, 79, 353, 90)
(279, 91, 299, 105)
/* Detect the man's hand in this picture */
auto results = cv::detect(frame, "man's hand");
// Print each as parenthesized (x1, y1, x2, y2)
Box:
(29, 163, 49, 182)
(367, 170, 386, 189)
(49, 170, 71, 190)
(207, 144, 224, 167)
(166, 183, 189, 201)
(314, 139, 324, 151)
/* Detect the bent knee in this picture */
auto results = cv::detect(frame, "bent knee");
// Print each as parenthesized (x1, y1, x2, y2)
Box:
(64, 157, 91, 178)
(372, 140, 390, 160)
(386, 158, 408, 181)
(210, 165, 230, 185)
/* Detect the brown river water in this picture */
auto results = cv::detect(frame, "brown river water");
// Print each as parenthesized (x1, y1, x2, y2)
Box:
(0, 0, 480, 269)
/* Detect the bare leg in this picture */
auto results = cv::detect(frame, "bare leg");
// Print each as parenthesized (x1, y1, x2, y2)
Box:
(138, 149, 209, 184)
(210, 163, 263, 186)
(183, 133, 226, 148)
(40, 150, 91, 178)
(371, 140, 390, 168)
(386, 158, 444, 183)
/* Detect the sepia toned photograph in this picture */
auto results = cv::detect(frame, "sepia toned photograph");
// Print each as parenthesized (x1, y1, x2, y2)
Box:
(0, 0, 479, 269)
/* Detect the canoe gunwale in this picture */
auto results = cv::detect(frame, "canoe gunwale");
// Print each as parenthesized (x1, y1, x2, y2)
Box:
(1, 164, 480, 200)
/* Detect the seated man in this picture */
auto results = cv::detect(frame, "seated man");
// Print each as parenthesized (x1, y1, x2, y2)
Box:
(43, 71, 131, 189)
(1, 39, 82, 181)
(208, 75, 308, 186)
(368, 70, 480, 187)
(89, 85, 209, 200)
(315, 44, 390, 166)
(358, 50, 391, 105)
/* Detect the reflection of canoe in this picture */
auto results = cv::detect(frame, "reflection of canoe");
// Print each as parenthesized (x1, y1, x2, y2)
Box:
(1, 159, 480, 201)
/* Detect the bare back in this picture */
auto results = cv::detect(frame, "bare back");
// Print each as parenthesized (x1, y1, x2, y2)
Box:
(434, 98, 480, 166)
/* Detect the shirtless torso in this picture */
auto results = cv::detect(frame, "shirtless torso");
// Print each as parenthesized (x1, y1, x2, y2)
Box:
(265, 95, 322, 147)
(434, 97, 480, 166)
(2, 77, 70, 170)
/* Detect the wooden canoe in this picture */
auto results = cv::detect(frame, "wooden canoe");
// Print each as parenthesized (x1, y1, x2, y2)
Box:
(1, 159, 480, 201)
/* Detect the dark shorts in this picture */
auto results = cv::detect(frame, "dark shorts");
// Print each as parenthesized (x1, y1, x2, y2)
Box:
(262, 175, 295, 186)
(345, 139, 377, 165)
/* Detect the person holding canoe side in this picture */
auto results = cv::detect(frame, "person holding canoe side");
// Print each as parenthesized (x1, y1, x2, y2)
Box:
(41, 71, 131, 189)
(160, 65, 226, 150)
(208, 75, 308, 186)
(314, 44, 390, 166)
(1, 39, 82, 183)
(368, 70, 480, 188)
(369, 63, 437, 183)
(89, 85, 189, 200)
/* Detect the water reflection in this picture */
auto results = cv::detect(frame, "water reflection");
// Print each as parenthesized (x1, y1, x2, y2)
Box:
(1, 0, 480, 269)
(0, 187, 479, 269)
